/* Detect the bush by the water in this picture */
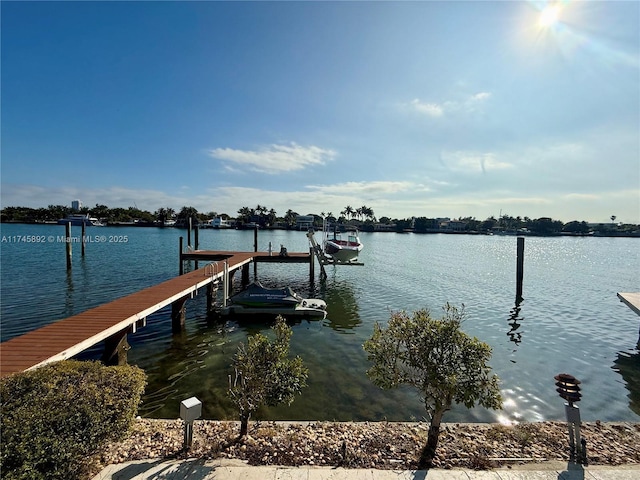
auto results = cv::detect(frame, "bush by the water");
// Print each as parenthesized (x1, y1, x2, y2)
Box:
(0, 360, 146, 480)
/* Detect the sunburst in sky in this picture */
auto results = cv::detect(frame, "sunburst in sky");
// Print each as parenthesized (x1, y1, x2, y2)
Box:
(2, 1, 638, 223)
(538, 5, 560, 28)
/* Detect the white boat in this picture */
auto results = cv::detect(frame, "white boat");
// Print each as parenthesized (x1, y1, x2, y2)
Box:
(324, 231, 363, 263)
(220, 282, 327, 318)
(57, 214, 104, 226)
(321, 217, 363, 263)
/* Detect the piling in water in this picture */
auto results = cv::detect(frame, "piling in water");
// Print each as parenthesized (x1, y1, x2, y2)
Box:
(65, 222, 72, 270)
(516, 237, 525, 302)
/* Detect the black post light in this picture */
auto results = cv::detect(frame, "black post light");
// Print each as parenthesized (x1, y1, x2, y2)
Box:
(555, 373, 587, 464)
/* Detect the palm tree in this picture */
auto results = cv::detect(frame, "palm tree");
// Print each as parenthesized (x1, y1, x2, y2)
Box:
(177, 206, 200, 224)
(342, 206, 354, 220)
(237, 206, 252, 223)
(255, 205, 267, 216)
(155, 207, 167, 223)
(284, 209, 298, 228)
(361, 206, 374, 222)
(268, 208, 277, 227)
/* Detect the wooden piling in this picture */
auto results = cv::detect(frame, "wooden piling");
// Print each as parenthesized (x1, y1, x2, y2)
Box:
(253, 225, 258, 278)
(102, 328, 129, 366)
(172, 296, 188, 332)
(81, 222, 86, 257)
(516, 237, 525, 301)
(179, 236, 184, 275)
(194, 225, 199, 269)
(253, 225, 258, 252)
(206, 283, 215, 313)
(242, 263, 250, 286)
(309, 247, 315, 281)
(65, 222, 72, 270)
(187, 218, 192, 248)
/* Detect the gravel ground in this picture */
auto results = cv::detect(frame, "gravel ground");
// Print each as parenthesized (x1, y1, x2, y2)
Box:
(93, 419, 640, 474)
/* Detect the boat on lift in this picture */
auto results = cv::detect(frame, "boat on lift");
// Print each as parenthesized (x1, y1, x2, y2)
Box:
(324, 230, 363, 263)
(220, 281, 327, 318)
(320, 217, 363, 263)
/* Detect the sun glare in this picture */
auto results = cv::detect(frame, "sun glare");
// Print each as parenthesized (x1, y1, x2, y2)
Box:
(539, 5, 560, 28)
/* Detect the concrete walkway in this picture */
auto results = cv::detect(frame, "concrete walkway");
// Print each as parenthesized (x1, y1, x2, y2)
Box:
(92, 459, 640, 480)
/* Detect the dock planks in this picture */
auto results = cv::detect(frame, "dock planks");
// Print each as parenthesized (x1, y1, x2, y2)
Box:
(0, 250, 311, 378)
(618, 292, 640, 317)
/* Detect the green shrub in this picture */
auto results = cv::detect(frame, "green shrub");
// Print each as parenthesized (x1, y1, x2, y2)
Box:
(1, 360, 146, 480)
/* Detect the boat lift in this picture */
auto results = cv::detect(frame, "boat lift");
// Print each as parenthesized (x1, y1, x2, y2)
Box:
(306, 222, 364, 280)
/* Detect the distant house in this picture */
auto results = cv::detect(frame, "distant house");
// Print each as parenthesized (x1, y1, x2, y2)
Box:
(210, 217, 231, 228)
(440, 219, 467, 232)
(295, 215, 315, 230)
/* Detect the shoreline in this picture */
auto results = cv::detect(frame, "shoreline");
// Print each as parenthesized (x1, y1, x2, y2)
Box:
(3, 220, 639, 237)
(93, 419, 640, 475)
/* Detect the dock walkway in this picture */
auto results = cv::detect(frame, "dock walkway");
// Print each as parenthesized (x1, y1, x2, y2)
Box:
(618, 292, 640, 317)
(0, 250, 312, 378)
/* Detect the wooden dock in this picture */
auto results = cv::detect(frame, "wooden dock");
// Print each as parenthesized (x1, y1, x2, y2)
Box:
(0, 250, 313, 378)
(618, 292, 640, 317)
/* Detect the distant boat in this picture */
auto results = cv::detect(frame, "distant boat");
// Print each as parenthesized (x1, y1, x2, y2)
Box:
(57, 214, 103, 226)
(220, 281, 327, 318)
(163, 219, 176, 227)
(210, 217, 231, 229)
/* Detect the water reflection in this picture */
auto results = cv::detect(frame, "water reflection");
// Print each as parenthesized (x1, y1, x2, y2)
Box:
(63, 269, 75, 316)
(63, 259, 91, 317)
(613, 340, 640, 416)
(507, 298, 524, 351)
(322, 280, 361, 333)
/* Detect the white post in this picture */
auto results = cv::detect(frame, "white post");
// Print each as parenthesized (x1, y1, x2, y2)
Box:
(223, 261, 229, 308)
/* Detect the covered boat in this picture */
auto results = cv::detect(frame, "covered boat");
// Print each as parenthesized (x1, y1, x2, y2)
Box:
(221, 282, 327, 318)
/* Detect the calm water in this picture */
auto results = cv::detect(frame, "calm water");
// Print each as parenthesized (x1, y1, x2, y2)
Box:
(1, 223, 639, 424)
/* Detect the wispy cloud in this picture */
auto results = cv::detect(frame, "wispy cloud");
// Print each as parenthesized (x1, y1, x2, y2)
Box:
(563, 193, 600, 201)
(408, 92, 491, 117)
(306, 181, 422, 195)
(208, 142, 336, 174)
(410, 99, 444, 117)
(442, 151, 512, 173)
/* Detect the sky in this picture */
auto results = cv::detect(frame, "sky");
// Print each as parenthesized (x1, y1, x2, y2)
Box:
(1, 1, 639, 224)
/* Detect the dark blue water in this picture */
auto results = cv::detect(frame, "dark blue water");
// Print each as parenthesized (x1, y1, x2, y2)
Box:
(1, 223, 639, 424)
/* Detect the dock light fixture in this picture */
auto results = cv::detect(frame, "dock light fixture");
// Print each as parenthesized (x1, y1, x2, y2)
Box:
(555, 373, 587, 464)
(180, 396, 202, 450)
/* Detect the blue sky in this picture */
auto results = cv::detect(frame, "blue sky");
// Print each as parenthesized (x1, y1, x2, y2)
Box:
(2, 1, 638, 223)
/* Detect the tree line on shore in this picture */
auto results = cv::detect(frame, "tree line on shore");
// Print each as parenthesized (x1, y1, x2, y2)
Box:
(1, 203, 638, 236)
